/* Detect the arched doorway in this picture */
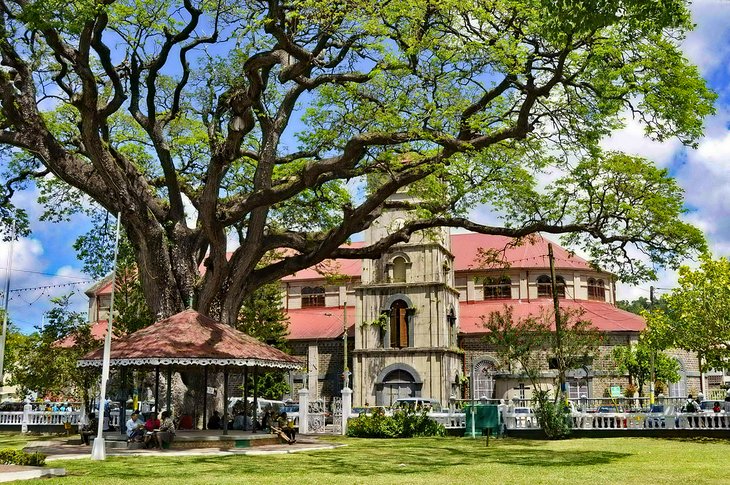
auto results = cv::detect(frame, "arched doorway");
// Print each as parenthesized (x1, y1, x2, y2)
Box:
(381, 369, 417, 406)
(374, 363, 423, 406)
(473, 359, 497, 400)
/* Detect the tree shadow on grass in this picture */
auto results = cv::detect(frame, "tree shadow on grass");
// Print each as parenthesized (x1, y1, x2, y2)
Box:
(56, 438, 634, 483)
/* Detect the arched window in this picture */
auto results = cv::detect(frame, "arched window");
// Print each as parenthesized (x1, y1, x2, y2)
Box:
(537, 275, 566, 298)
(301, 286, 325, 307)
(483, 276, 511, 300)
(567, 378, 589, 400)
(392, 256, 407, 283)
(473, 360, 497, 400)
(587, 278, 606, 301)
(390, 300, 410, 348)
(447, 308, 457, 347)
(537, 275, 551, 297)
(668, 358, 686, 398)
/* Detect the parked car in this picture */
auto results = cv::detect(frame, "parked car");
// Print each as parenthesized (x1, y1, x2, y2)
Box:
(391, 398, 443, 412)
(0, 401, 25, 412)
(510, 407, 536, 427)
(228, 397, 285, 417)
(280, 404, 300, 425)
(645, 404, 667, 428)
(350, 406, 388, 417)
(597, 405, 625, 413)
(698, 400, 721, 413)
(513, 406, 533, 414)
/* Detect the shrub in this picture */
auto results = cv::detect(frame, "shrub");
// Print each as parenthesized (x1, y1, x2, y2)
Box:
(533, 391, 572, 439)
(347, 408, 445, 438)
(624, 383, 638, 398)
(0, 449, 46, 466)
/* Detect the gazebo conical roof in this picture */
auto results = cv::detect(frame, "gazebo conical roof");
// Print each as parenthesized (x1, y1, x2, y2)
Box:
(78, 309, 303, 370)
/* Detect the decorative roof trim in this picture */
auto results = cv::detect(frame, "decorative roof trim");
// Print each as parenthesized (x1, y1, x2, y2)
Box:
(77, 357, 303, 369)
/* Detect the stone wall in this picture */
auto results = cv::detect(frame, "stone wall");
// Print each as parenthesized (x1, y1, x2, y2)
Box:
(289, 338, 352, 401)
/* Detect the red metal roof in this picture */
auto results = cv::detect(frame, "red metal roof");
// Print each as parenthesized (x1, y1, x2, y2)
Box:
(281, 244, 364, 281)
(89, 233, 595, 295)
(451, 233, 592, 271)
(56, 320, 110, 348)
(79, 310, 303, 368)
(286, 306, 356, 340)
(458, 299, 645, 334)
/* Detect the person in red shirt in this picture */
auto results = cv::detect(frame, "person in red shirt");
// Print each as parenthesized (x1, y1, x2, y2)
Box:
(143, 412, 160, 448)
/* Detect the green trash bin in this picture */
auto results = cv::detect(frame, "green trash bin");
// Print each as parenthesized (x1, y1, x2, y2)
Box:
(464, 404, 501, 437)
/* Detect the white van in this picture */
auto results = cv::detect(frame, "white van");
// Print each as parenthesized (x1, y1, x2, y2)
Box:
(227, 397, 285, 416)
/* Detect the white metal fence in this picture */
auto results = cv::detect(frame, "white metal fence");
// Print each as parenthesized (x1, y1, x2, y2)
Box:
(0, 406, 134, 432)
(502, 410, 730, 431)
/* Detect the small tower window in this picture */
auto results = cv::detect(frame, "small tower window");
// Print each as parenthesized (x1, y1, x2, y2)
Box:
(587, 278, 606, 301)
(301, 286, 325, 307)
(537, 275, 566, 298)
(390, 300, 410, 348)
(483, 276, 511, 299)
(393, 256, 407, 283)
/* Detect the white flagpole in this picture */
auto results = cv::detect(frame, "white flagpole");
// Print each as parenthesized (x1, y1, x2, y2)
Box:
(0, 220, 16, 386)
(91, 212, 122, 460)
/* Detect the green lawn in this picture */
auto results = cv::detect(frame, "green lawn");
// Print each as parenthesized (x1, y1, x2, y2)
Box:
(3, 435, 730, 485)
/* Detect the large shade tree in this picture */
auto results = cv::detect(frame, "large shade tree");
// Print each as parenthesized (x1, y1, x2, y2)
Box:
(0, 0, 712, 323)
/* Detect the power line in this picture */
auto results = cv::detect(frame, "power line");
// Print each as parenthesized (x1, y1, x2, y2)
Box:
(0, 267, 89, 280)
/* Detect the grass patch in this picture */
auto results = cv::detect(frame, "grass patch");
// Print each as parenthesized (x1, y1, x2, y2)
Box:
(0, 432, 44, 450)
(9, 435, 730, 484)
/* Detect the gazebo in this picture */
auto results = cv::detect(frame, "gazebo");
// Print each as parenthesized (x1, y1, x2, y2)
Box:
(78, 309, 303, 435)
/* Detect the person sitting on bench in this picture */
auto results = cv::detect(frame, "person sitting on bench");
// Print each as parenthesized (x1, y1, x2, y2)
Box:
(271, 411, 296, 444)
(155, 411, 176, 449)
(126, 411, 145, 442)
(207, 410, 222, 430)
(80, 412, 98, 445)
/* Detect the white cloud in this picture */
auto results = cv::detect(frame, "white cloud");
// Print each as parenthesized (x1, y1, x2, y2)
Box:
(1, 236, 89, 332)
(684, 2, 730, 77)
(600, 116, 682, 168)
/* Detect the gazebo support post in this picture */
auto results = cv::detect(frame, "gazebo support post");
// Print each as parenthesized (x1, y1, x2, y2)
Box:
(154, 366, 160, 413)
(166, 366, 172, 416)
(243, 367, 248, 430)
(120, 367, 127, 436)
(252, 366, 258, 433)
(223, 367, 229, 436)
(202, 367, 208, 430)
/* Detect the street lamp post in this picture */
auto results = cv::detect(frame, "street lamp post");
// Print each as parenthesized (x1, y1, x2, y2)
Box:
(342, 304, 350, 389)
(325, 304, 351, 436)
(91, 213, 122, 460)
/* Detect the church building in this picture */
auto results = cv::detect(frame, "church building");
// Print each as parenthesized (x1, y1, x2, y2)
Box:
(86, 195, 711, 407)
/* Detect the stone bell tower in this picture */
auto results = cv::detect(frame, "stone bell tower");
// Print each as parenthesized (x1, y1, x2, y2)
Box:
(352, 191, 462, 406)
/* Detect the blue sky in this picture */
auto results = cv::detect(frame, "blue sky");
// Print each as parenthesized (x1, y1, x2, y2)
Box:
(3, 1, 730, 333)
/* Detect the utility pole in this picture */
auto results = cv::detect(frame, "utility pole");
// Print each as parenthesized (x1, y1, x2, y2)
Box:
(649, 286, 656, 406)
(547, 243, 566, 405)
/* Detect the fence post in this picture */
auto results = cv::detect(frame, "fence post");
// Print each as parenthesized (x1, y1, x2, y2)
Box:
(21, 403, 31, 433)
(298, 388, 309, 435)
(341, 387, 352, 436)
